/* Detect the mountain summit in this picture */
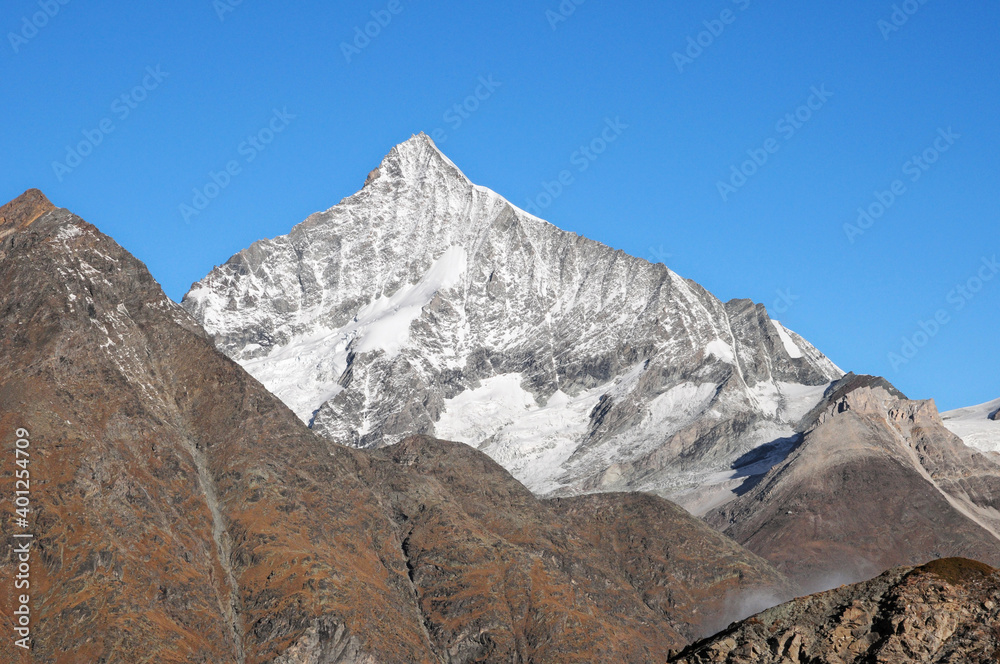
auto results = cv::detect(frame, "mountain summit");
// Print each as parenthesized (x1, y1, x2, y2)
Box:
(0, 188, 55, 240)
(183, 133, 843, 509)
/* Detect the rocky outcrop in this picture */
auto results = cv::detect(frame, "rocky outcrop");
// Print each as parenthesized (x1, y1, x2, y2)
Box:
(182, 133, 843, 505)
(708, 375, 1000, 587)
(0, 188, 54, 240)
(670, 558, 1000, 664)
(0, 191, 793, 662)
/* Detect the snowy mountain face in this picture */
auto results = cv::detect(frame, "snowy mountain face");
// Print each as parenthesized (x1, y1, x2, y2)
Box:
(183, 133, 843, 508)
(942, 398, 1000, 453)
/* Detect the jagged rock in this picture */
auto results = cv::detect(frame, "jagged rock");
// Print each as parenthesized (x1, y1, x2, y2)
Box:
(671, 558, 1000, 664)
(0, 188, 54, 240)
(708, 376, 1000, 587)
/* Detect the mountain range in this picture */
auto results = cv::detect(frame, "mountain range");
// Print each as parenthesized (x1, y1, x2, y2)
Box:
(183, 134, 1000, 585)
(2, 134, 998, 662)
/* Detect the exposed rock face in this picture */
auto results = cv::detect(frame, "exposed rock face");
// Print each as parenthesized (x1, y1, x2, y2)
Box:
(0, 192, 793, 662)
(670, 558, 1000, 664)
(0, 188, 55, 240)
(708, 374, 1000, 587)
(0, 194, 435, 662)
(178, 133, 1000, 607)
(183, 134, 842, 506)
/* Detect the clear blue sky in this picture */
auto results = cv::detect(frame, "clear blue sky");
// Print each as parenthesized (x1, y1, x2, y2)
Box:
(2, 0, 997, 410)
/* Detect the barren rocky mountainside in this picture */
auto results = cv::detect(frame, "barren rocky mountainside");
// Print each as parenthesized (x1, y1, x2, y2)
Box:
(707, 374, 1000, 587)
(670, 558, 1000, 664)
(183, 133, 844, 510)
(0, 189, 799, 662)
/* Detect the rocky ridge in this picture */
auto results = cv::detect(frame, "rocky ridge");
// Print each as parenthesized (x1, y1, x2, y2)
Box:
(708, 373, 1000, 586)
(670, 558, 1000, 664)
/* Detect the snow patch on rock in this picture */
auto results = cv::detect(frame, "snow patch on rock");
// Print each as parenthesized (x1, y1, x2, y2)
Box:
(942, 398, 1000, 453)
(771, 320, 804, 359)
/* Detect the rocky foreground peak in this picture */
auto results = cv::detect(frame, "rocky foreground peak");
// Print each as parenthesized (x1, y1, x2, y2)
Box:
(0, 188, 56, 240)
(670, 558, 1000, 663)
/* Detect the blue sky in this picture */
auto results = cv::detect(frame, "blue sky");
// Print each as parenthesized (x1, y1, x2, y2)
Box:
(2, 0, 997, 410)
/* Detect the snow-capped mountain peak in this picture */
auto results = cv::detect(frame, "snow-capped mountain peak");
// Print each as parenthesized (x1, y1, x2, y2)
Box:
(183, 135, 843, 508)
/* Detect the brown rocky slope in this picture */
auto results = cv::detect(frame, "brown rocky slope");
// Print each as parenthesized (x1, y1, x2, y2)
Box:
(670, 558, 1000, 663)
(0, 190, 791, 662)
(708, 373, 1000, 588)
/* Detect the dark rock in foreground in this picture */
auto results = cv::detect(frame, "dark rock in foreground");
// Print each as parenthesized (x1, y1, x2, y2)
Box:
(670, 558, 1000, 664)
